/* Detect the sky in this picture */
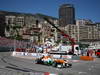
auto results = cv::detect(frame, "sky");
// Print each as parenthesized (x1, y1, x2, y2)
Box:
(0, 0, 100, 22)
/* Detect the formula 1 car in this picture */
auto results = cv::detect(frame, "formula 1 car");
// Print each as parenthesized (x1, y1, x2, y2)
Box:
(35, 56, 53, 66)
(52, 59, 72, 68)
(35, 56, 72, 68)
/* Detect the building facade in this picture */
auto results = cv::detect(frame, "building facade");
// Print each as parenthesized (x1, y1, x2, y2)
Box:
(0, 10, 100, 45)
(58, 19, 100, 45)
(0, 15, 6, 37)
(64, 19, 100, 45)
(0, 11, 58, 44)
(59, 4, 75, 26)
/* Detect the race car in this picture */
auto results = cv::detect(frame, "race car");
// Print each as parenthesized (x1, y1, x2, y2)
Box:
(52, 59, 72, 68)
(35, 55, 53, 65)
(35, 55, 72, 68)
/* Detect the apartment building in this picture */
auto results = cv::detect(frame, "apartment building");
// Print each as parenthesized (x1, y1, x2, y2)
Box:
(59, 19, 99, 45)
(0, 15, 6, 37)
(59, 4, 75, 26)
(0, 11, 58, 44)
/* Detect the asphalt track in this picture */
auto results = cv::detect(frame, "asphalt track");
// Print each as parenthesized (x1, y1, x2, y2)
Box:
(0, 52, 100, 75)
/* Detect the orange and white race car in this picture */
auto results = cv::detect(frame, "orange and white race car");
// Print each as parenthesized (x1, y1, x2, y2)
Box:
(35, 56, 72, 68)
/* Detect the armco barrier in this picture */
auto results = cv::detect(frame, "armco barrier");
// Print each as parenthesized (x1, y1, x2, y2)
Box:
(12, 51, 73, 61)
(12, 51, 25, 56)
(62, 55, 72, 59)
(12, 51, 49, 58)
(52, 55, 61, 59)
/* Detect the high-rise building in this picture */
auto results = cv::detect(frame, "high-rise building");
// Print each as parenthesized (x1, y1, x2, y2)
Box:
(59, 4, 75, 26)
(0, 15, 6, 37)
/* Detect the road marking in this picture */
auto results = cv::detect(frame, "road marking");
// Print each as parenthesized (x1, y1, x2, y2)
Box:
(88, 68, 92, 71)
(78, 71, 87, 74)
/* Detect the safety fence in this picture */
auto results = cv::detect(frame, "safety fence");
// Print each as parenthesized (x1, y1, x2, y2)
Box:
(0, 37, 31, 52)
(12, 51, 73, 60)
(0, 37, 50, 53)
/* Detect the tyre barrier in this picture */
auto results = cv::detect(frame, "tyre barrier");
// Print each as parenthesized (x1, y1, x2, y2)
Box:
(80, 56, 94, 61)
